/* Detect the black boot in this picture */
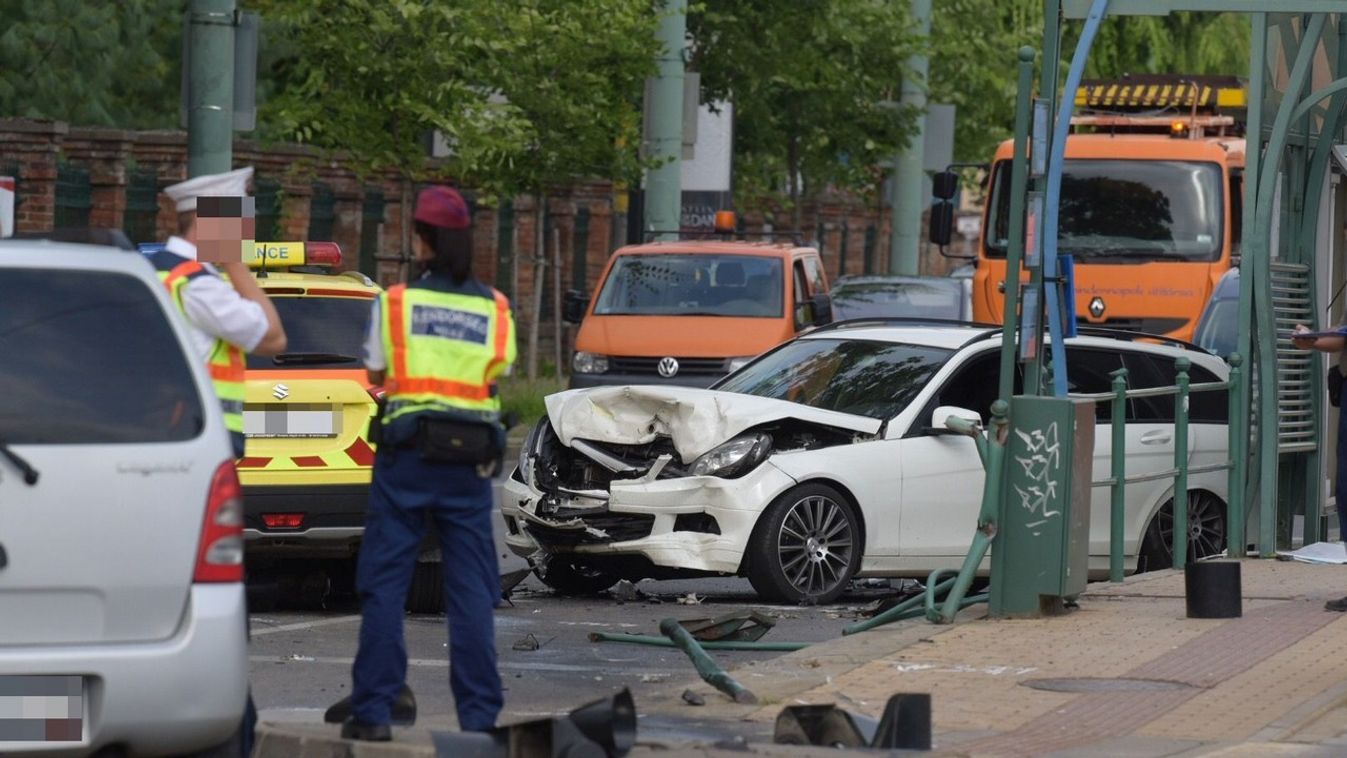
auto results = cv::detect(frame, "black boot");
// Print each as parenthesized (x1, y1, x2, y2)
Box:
(340, 719, 392, 741)
(324, 683, 417, 725)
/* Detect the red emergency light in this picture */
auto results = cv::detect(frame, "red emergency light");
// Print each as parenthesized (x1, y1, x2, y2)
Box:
(306, 242, 343, 268)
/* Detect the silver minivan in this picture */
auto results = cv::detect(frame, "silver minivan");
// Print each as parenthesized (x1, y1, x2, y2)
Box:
(0, 241, 248, 756)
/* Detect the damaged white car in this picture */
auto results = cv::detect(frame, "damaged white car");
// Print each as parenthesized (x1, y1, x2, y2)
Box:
(502, 324, 1233, 603)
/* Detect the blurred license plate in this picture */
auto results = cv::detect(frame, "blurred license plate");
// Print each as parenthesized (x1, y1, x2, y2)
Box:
(244, 405, 340, 438)
(0, 675, 84, 743)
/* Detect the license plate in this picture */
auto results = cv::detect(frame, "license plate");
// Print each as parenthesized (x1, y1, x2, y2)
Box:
(0, 675, 84, 743)
(244, 404, 341, 438)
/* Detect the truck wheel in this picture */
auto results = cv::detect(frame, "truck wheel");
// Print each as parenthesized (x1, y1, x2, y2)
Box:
(406, 562, 445, 614)
(534, 557, 618, 596)
(747, 483, 861, 604)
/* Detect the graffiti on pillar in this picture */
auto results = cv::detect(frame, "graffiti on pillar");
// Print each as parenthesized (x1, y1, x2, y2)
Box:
(1012, 423, 1062, 537)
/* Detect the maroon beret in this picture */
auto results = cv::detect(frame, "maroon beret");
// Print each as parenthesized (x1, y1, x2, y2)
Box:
(414, 185, 471, 230)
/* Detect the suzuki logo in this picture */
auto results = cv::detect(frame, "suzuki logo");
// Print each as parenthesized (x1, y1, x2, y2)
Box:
(272, 383, 290, 400)
(657, 357, 680, 378)
(1089, 296, 1106, 319)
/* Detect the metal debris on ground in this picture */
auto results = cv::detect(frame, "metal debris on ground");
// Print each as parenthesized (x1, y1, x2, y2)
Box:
(774, 693, 932, 750)
(681, 689, 706, 706)
(676, 593, 703, 605)
(679, 610, 777, 642)
(639, 674, 667, 683)
(512, 633, 542, 651)
(661, 618, 758, 704)
(499, 567, 531, 603)
(611, 579, 638, 603)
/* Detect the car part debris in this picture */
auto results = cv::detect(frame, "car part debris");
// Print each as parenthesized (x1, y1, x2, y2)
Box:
(659, 618, 757, 704)
(774, 693, 931, 750)
(679, 610, 776, 642)
(499, 568, 532, 607)
(676, 593, 703, 605)
(431, 687, 636, 757)
(513, 634, 541, 652)
(325, 683, 417, 725)
(681, 689, 706, 706)
(611, 579, 638, 603)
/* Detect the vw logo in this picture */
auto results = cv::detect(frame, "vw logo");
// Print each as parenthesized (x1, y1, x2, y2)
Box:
(657, 357, 680, 378)
(272, 383, 290, 400)
(1088, 296, 1106, 319)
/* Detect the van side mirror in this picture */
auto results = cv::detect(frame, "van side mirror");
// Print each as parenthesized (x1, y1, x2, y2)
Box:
(929, 202, 954, 247)
(811, 293, 833, 326)
(563, 290, 588, 325)
(932, 171, 959, 201)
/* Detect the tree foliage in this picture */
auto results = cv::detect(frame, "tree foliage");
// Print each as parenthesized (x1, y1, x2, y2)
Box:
(252, 0, 657, 194)
(689, 0, 920, 225)
(0, 0, 183, 129)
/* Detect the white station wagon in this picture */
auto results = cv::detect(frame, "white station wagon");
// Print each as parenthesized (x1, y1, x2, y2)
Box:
(502, 323, 1232, 603)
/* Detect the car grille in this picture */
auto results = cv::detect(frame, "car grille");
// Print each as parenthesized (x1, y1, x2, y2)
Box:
(523, 512, 656, 545)
(609, 356, 728, 376)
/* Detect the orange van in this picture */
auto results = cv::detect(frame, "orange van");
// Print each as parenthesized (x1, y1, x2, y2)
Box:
(562, 240, 832, 388)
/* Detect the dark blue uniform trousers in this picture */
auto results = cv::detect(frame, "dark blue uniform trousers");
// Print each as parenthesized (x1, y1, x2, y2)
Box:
(351, 448, 503, 731)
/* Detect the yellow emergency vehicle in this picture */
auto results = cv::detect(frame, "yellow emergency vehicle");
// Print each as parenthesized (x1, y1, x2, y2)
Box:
(235, 242, 384, 589)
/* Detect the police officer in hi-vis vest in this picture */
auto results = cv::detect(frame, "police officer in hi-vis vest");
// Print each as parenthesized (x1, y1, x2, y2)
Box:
(340, 185, 516, 741)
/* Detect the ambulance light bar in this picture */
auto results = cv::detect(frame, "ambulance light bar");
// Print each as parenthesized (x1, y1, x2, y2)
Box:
(246, 241, 343, 269)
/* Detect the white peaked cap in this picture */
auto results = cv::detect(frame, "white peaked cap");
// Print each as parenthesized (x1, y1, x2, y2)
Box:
(164, 166, 254, 213)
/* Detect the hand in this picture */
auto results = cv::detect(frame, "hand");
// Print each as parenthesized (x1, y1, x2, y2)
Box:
(1291, 324, 1315, 350)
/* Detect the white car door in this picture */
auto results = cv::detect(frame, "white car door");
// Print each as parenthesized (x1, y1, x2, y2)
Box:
(895, 349, 1006, 557)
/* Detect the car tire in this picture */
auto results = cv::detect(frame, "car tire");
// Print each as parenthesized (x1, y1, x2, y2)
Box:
(1137, 490, 1227, 573)
(746, 483, 862, 604)
(406, 562, 446, 614)
(534, 557, 619, 596)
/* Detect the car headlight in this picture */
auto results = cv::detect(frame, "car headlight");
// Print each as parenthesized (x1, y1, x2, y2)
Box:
(726, 355, 757, 373)
(689, 433, 773, 478)
(572, 351, 609, 374)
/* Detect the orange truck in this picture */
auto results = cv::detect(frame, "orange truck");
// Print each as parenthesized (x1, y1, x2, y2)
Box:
(969, 75, 1246, 342)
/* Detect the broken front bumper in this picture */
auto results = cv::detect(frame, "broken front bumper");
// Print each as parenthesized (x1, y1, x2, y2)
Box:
(499, 461, 797, 575)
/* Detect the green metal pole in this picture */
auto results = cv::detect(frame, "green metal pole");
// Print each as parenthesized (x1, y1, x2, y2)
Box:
(1254, 14, 1327, 556)
(889, 0, 931, 276)
(643, 0, 687, 241)
(1227, 354, 1245, 558)
(1173, 356, 1191, 570)
(998, 47, 1038, 406)
(1110, 367, 1128, 581)
(1235, 13, 1265, 557)
(659, 618, 758, 704)
(186, 0, 236, 178)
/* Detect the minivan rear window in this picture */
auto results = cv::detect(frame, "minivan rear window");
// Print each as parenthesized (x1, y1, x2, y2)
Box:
(0, 269, 205, 444)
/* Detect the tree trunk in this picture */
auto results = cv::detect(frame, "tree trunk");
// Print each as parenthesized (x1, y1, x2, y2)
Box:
(787, 136, 802, 232)
(552, 222, 563, 378)
(527, 194, 546, 380)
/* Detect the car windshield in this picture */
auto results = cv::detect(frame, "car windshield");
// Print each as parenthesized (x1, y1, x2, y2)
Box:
(986, 159, 1223, 262)
(246, 295, 373, 370)
(592, 254, 784, 317)
(715, 338, 953, 419)
(1194, 297, 1238, 358)
(830, 280, 963, 320)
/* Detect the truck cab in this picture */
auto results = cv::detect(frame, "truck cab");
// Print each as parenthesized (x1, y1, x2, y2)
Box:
(564, 238, 832, 388)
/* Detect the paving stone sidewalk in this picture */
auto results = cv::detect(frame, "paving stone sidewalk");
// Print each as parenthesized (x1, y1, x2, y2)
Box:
(255, 560, 1347, 757)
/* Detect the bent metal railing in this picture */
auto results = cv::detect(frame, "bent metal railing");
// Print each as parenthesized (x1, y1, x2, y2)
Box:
(1070, 354, 1243, 579)
(919, 353, 1244, 625)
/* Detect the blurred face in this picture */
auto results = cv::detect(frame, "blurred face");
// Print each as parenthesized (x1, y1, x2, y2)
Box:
(195, 196, 256, 263)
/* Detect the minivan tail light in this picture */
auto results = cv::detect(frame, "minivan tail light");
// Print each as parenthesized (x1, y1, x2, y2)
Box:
(194, 461, 245, 583)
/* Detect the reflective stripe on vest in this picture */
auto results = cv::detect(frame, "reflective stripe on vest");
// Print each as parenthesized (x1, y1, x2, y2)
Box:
(157, 259, 247, 434)
(380, 283, 514, 421)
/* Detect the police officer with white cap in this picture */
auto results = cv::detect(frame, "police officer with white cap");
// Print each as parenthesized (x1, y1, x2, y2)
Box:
(152, 166, 287, 456)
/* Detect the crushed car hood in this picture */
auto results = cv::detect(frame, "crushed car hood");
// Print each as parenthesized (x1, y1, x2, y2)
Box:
(544, 386, 882, 463)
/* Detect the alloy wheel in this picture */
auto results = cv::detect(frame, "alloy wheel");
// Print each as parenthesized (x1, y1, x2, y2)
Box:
(1150, 491, 1226, 564)
(777, 494, 855, 597)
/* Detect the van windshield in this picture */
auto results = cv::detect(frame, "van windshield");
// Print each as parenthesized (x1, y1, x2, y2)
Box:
(986, 159, 1223, 262)
(593, 254, 784, 317)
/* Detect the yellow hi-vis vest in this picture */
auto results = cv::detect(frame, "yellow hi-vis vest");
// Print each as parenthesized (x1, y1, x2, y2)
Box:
(379, 282, 515, 423)
(154, 258, 247, 435)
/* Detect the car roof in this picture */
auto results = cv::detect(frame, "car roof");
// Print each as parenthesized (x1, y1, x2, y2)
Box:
(832, 275, 961, 291)
(800, 321, 1225, 368)
(254, 269, 381, 293)
(612, 240, 815, 258)
(0, 238, 153, 273)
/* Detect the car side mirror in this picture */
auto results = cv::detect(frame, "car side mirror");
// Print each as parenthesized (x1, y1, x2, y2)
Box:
(563, 290, 588, 325)
(926, 405, 982, 436)
(811, 293, 832, 326)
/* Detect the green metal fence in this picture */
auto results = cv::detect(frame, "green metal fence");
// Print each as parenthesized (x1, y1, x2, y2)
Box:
(254, 177, 282, 241)
(359, 187, 385, 277)
(54, 164, 91, 229)
(123, 169, 160, 244)
(308, 182, 335, 241)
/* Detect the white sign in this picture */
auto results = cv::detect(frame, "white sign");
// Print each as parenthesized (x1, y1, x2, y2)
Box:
(0, 177, 14, 238)
(956, 215, 982, 238)
(681, 100, 733, 193)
